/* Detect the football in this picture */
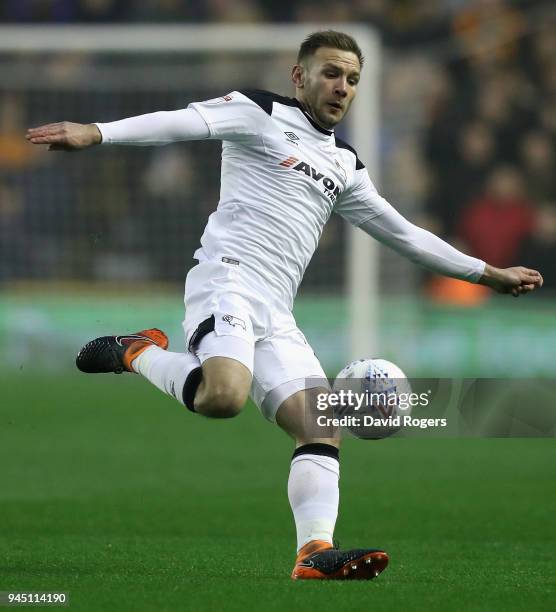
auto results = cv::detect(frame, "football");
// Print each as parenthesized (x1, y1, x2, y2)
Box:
(333, 358, 412, 439)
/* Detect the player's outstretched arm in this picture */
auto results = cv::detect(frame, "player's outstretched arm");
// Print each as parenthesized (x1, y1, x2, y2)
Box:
(478, 264, 543, 297)
(26, 122, 102, 151)
(335, 168, 543, 298)
(27, 107, 210, 150)
(353, 200, 543, 298)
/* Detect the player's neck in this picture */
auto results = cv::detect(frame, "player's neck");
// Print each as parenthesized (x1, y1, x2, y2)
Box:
(294, 95, 334, 133)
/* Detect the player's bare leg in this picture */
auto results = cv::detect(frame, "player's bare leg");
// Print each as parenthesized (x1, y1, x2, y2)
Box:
(276, 387, 340, 449)
(193, 356, 252, 418)
(132, 347, 252, 419)
(277, 389, 389, 580)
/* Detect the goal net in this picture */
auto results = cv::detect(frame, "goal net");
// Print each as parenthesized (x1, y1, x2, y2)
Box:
(0, 24, 380, 373)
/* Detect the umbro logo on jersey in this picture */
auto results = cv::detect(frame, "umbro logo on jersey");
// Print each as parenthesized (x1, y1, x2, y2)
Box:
(278, 157, 342, 203)
(285, 131, 300, 141)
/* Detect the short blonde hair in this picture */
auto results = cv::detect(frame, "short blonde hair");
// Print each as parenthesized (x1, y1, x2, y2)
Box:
(297, 30, 364, 68)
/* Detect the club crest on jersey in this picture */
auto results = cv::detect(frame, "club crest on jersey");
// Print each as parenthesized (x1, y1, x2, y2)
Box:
(278, 156, 341, 203)
(222, 314, 247, 331)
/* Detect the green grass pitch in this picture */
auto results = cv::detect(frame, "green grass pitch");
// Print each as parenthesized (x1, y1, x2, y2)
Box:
(1, 372, 554, 611)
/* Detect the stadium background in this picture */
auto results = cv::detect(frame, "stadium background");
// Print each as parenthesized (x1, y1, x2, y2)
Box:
(1, 2, 554, 611)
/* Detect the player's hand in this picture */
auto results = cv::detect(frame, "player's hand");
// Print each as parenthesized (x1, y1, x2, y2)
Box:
(479, 264, 543, 297)
(26, 122, 102, 151)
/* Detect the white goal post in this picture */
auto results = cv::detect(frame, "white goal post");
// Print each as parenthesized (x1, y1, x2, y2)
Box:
(1, 23, 380, 360)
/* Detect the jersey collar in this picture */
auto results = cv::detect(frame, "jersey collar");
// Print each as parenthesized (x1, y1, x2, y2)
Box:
(292, 98, 334, 136)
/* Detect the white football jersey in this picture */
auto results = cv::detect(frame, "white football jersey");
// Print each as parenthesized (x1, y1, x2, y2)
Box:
(189, 89, 390, 309)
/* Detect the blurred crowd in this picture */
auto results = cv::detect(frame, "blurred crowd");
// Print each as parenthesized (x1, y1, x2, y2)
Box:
(420, 0, 556, 299)
(1, 0, 555, 296)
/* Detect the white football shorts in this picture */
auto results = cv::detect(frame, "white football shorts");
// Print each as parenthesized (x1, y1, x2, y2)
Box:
(182, 259, 328, 422)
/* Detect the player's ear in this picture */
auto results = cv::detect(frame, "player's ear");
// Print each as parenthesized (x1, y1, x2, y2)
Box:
(292, 64, 305, 88)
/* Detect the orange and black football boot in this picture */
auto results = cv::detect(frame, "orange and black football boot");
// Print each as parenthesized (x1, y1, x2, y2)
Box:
(291, 539, 389, 580)
(76, 329, 168, 374)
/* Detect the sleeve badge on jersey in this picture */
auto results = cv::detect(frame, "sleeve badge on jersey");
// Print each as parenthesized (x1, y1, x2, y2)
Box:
(204, 94, 234, 106)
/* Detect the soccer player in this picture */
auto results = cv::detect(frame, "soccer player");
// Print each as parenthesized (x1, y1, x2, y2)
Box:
(27, 30, 543, 580)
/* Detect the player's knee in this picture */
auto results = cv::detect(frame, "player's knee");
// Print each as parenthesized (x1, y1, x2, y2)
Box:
(196, 385, 246, 418)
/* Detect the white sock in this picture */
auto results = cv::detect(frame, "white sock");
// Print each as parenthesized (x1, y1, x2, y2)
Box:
(132, 346, 200, 405)
(288, 451, 340, 551)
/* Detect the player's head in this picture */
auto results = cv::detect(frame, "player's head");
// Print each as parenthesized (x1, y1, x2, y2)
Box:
(292, 30, 363, 130)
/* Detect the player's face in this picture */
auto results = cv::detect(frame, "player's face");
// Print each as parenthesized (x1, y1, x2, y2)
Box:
(293, 47, 361, 130)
